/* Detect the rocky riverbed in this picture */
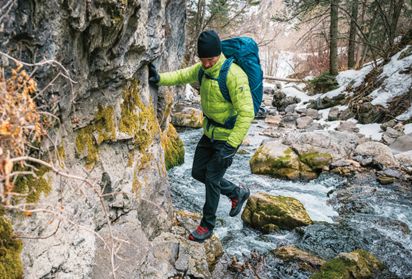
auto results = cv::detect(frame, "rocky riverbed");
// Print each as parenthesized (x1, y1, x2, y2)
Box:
(168, 69, 412, 278)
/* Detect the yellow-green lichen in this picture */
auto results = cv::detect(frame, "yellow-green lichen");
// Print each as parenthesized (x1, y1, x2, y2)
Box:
(57, 144, 66, 168)
(95, 105, 116, 144)
(127, 150, 135, 167)
(75, 126, 98, 169)
(14, 166, 52, 204)
(75, 105, 115, 168)
(132, 152, 152, 197)
(0, 214, 23, 279)
(161, 124, 185, 170)
(119, 80, 160, 152)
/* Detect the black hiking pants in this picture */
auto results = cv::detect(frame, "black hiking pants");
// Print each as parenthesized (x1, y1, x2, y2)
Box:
(191, 134, 239, 230)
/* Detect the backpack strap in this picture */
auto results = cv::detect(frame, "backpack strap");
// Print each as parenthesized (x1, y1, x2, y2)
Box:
(198, 68, 219, 85)
(197, 68, 204, 85)
(217, 57, 234, 103)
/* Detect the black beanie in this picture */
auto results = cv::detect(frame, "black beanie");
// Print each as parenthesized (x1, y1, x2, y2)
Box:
(197, 30, 222, 58)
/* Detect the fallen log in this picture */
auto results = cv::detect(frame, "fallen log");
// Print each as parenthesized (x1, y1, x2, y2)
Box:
(263, 75, 307, 83)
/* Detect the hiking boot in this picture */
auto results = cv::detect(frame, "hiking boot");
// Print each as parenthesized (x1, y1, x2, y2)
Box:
(188, 225, 213, 243)
(229, 187, 250, 217)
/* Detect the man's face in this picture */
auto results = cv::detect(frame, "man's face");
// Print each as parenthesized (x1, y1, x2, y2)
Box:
(199, 55, 220, 69)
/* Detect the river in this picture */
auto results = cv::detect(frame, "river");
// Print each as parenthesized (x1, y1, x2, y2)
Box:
(168, 124, 412, 278)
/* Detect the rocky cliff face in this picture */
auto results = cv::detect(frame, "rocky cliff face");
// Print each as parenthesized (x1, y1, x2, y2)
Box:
(1, 0, 187, 277)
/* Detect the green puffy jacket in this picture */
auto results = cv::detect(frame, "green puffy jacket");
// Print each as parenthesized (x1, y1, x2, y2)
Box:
(159, 54, 254, 148)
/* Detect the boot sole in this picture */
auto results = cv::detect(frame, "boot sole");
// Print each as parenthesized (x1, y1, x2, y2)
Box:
(188, 233, 213, 243)
(229, 188, 250, 217)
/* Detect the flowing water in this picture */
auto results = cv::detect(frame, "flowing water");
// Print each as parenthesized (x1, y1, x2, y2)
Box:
(168, 124, 412, 278)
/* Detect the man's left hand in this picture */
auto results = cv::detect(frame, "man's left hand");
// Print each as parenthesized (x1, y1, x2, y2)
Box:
(218, 142, 237, 168)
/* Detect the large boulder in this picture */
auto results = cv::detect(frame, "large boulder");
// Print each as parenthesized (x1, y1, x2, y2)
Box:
(283, 131, 363, 162)
(249, 141, 302, 180)
(172, 107, 203, 128)
(311, 250, 383, 279)
(137, 210, 223, 278)
(394, 150, 412, 174)
(354, 141, 398, 168)
(241, 193, 313, 233)
(390, 133, 412, 153)
(250, 140, 332, 181)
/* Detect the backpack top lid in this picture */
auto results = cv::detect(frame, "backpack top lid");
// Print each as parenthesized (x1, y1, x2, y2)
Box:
(221, 37, 260, 60)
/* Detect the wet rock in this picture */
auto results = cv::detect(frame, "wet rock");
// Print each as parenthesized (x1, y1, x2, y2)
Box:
(380, 119, 398, 131)
(377, 176, 395, 184)
(330, 159, 361, 176)
(305, 122, 324, 132)
(307, 93, 345, 110)
(296, 116, 314, 129)
(285, 104, 297, 113)
(354, 141, 398, 168)
(338, 108, 355, 120)
(382, 127, 404, 145)
(328, 107, 340, 121)
(264, 115, 282, 125)
(273, 92, 301, 112)
(306, 108, 322, 120)
(357, 102, 385, 124)
(273, 245, 325, 272)
(336, 121, 359, 133)
(283, 131, 363, 163)
(279, 113, 298, 128)
(241, 193, 313, 232)
(172, 107, 203, 128)
(311, 250, 383, 279)
(250, 141, 301, 180)
(394, 150, 412, 174)
(389, 133, 412, 153)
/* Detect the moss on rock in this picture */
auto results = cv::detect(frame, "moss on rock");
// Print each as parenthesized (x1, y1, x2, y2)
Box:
(310, 250, 383, 279)
(75, 125, 99, 169)
(95, 105, 116, 144)
(14, 166, 52, 204)
(241, 193, 313, 232)
(299, 152, 332, 171)
(120, 80, 160, 152)
(0, 214, 23, 279)
(161, 124, 185, 170)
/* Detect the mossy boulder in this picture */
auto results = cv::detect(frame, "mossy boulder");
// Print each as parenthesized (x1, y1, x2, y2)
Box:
(172, 107, 203, 128)
(250, 141, 330, 180)
(311, 250, 383, 279)
(299, 152, 332, 171)
(241, 193, 313, 233)
(250, 141, 302, 180)
(161, 124, 185, 170)
(0, 215, 23, 279)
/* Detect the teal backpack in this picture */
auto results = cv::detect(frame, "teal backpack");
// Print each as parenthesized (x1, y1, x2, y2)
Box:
(198, 37, 264, 129)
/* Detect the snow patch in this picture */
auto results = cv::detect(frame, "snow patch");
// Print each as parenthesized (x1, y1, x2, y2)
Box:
(396, 105, 412, 121)
(370, 46, 412, 107)
(405, 124, 412, 134)
(356, 123, 383, 141)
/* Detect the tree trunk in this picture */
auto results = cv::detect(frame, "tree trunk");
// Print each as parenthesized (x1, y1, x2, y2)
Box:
(329, 0, 339, 75)
(348, 0, 359, 69)
(388, 0, 405, 48)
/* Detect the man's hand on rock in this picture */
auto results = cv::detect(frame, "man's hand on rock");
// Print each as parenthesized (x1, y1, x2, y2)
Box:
(148, 63, 160, 88)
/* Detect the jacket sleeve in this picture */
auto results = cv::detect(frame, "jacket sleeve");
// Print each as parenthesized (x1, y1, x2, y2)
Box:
(158, 63, 202, 86)
(226, 67, 254, 148)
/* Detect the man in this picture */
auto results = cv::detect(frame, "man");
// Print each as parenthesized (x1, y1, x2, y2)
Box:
(149, 30, 253, 242)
